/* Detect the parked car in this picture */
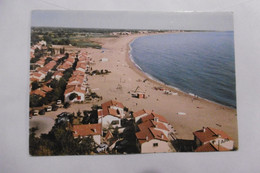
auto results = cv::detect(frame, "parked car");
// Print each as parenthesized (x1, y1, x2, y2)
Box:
(46, 106, 52, 112)
(33, 110, 39, 116)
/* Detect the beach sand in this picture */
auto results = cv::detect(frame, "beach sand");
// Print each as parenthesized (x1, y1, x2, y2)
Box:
(45, 33, 238, 147)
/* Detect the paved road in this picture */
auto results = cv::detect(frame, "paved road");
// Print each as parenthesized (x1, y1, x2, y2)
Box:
(29, 116, 55, 137)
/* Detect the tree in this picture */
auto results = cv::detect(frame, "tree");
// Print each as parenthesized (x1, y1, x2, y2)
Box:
(77, 136, 95, 154)
(31, 32, 40, 45)
(30, 94, 43, 107)
(44, 72, 53, 82)
(39, 109, 45, 115)
(31, 81, 40, 90)
(69, 93, 78, 101)
(64, 102, 70, 108)
(77, 110, 82, 117)
(44, 57, 52, 65)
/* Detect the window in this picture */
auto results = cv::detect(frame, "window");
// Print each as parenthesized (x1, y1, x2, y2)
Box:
(153, 143, 158, 147)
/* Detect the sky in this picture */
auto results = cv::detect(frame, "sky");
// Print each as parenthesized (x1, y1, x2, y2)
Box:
(31, 11, 233, 31)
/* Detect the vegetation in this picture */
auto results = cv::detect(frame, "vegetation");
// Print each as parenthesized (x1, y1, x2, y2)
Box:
(39, 109, 45, 115)
(69, 93, 78, 101)
(91, 69, 111, 76)
(31, 27, 103, 49)
(30, 48, 43, 63)
(44, 72, 53, 82)
(30, 94, 44, 107)
(64, 102, 70, 108)
(29, 120, 96, 156)
(31, 81, 41, 90)
(81, 109, 98, 124)
(44, 57, 52, 65)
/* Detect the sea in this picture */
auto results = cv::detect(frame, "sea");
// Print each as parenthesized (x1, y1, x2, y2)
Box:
(130, 31, 236, 108)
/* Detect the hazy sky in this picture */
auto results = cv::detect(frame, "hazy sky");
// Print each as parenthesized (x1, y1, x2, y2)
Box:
(31, 11, 233, 31)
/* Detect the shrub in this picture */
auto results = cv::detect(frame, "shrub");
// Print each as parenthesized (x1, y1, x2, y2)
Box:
(69, 93, 78, 100)
(39, 109, 45, 115)
(64, 102, 70, 108)
(124, 107, 129, 112)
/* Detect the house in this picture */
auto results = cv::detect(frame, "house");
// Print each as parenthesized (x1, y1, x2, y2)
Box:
(52, 71, 63, 80)
(98, 100, 125, 128)
(35, 59, 45, 67)
(30, 88, 46, 97)
(140, 112, 171, 130)
(40, 85, 53, 93)
(31, 72, 45, 81)
(76, 62, 87, 72)
(133, 109, 151, 123)
(135, 120, 171, 153)
(38, 67, 49, 76)
(64, 85, 85, 102)
(195, 142, 230, 152)
(72, 124, 102, 145)
(193, 127, 234, 151)
(44, 60, 56, 70)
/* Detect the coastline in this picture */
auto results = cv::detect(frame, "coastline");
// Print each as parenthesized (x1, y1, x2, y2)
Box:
(126, 34, 236, 111)
(44, 33, 238, 147)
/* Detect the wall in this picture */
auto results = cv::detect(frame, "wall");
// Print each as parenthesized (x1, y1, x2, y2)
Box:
(141, 139, 170, 153)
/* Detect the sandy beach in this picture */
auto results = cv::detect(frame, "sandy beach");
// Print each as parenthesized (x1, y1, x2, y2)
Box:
(45, 33, 238, 147)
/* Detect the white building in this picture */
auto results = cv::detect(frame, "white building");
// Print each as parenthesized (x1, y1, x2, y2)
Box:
(136, 123, 171, 153)
(64, 85, 85, 102)
(98, 100, 125, 129)
(193, 127, 234, 151)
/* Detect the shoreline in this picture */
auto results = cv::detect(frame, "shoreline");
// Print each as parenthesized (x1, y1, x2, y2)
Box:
(126, 33, 236, 111)
(44, 32, 238, 147)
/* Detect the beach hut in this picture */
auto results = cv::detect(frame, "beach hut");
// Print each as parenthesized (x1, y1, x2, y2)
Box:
(137, 93, 145, 99)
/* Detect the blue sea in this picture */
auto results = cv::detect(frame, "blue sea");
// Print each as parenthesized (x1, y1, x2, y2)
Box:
(130, 31, 236, 108)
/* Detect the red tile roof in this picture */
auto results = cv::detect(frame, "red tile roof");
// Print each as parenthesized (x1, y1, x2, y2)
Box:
(195, 142, 230, 152)
(30, 77, 39, 82)
(152, 121, 169, 131)
(41, 85, 53, 93)
(193, 127, 232, 143)
(32, 72, 43, 78)
(108, 108, 120, 117)
(66, 57, 75, 64)
(101, 100, 124, 117)
(30, 89, 46, 97)
(136, 127, 168, 144)
(141, 112, 168, 124)
(72, 124, 102, 138)
(64, 85, 85, 95)
(53, 71, 63, 77)
(136, 119, 169, 144)
(133, 109, 151, 118)
(45, 61, 56, 69)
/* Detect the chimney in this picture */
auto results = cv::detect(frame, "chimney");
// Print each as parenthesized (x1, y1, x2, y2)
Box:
(202, 127, 206, 132)
(161, 134, 164, 139)
(146, 136, 148, 141)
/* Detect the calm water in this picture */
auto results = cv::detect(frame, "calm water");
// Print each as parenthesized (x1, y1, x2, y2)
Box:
(130, 31, 236, 108)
